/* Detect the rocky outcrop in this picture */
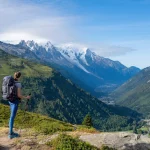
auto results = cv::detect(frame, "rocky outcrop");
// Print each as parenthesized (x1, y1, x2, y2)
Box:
(80, 132, 150, 150)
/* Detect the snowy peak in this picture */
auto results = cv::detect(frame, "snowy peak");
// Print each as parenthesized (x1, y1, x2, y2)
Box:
(59, 43, 88, 55)
(17, 40, 140, 75)
(44, 41, 54, 52)
(57, 43, 90, 67)
(19, 40, 27, 47)
(26, 40, 39, 51)
(19, 40, 55, 52)
(0, 40, 141, 97)
(19, 40, 39, 51)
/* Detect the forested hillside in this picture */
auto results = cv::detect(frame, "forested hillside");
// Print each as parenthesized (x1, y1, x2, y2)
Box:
(111, 67, 150, 117)
(0, 49, 141, 131)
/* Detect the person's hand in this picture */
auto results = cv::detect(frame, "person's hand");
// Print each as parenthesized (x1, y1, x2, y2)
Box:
(26, 96, 31, 99)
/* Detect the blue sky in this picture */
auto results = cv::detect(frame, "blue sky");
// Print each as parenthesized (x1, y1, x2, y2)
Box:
(0, 0, 150, 68)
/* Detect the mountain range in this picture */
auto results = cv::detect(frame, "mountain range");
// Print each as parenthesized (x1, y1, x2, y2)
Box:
(0, 40, 140, 97)
(0, 48, 141, 131)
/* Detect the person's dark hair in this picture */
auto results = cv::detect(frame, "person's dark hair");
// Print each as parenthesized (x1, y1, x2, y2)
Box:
(14, 71, 21, 80)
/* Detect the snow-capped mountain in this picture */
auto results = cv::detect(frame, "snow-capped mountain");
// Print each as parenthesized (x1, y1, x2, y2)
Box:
(57, 43, 90, 73)
(0, 40, 140, 97)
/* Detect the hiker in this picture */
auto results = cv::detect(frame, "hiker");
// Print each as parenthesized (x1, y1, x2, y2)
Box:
(2, 71, 30, 139)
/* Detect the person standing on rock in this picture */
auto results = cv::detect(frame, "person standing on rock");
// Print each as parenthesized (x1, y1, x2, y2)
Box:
(2, 71, 30, 139)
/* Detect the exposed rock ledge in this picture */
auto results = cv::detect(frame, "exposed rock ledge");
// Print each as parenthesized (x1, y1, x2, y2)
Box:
(80, 132, 150, 150)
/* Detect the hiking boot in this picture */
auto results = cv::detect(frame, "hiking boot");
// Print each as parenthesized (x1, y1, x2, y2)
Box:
(8, 132, 20, 139)
(12, 132, 19, 136)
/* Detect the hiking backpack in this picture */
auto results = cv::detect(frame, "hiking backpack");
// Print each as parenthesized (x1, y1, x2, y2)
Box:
(2, 76, 18, 102)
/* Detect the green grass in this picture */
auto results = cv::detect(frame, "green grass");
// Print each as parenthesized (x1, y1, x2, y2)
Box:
(1, 103, 114, 149)
(76, 125, 98, 133)
(0, 103, 73, 135)
(0, 52, 53, 78)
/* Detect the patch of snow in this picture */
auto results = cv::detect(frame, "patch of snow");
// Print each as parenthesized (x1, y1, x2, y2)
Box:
(58, 47, 90, 73)
(44, 41, 53, 52)
(26, 40, 38, 51)
(147, 80, 150, 83)
(54, 43, 92, 72)
(80, 52, 89, 66)
(59, 42, 88, 53)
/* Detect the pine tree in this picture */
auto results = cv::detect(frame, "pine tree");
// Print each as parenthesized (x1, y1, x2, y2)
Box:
(133, 121, 137, 134)
(82, 114, 93, 127)
(133, 126, 137, 134)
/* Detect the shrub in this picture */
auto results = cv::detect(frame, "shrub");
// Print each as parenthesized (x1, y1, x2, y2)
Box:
(47, 134, 99, 150)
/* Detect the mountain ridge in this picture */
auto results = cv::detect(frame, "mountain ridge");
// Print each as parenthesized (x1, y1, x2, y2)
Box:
(0, 48, 141, 131)
(0, 40, 140, 97)
(111, 66, 150, 116)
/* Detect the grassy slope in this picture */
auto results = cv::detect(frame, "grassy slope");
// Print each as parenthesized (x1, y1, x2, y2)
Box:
(111, 67, 150, 116)
(0, 103, 106, 150)
(0, 103, 116, 150)
(0, 103, 73, 134)
(0, 49, 140, 131)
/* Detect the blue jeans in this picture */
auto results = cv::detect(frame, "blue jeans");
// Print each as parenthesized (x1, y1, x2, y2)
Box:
(9, 100, 19, 135)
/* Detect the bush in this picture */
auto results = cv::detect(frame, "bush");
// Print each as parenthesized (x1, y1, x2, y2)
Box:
(47, 134, 99, 150)
(101, 145, 116, 150)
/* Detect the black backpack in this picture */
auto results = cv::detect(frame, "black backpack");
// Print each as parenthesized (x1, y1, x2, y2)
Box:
(2, 76, 18, 102)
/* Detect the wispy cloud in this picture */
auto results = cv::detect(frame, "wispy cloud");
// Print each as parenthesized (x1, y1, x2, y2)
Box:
(0, 0, 140, 58)
(85, 22, 150, 31)
(0, 0, 80, 43)
(88, 43, 136, 57)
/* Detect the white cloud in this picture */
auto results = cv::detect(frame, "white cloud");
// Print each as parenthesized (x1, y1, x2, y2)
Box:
(0, 0, 138, 58)
(0, 32, 48, 44)
(57, 42, 136, 57)
(0, 0, 79, 43)
(91, 45, 136, 57)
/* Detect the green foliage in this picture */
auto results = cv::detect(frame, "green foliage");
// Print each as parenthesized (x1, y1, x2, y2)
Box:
(137, 125, 149, 135)
(137, 129, 143, 134)
(0, 104, 73, 134)
(111, 67, 150, 117)
(133, 126, 138, 134)
(77, 125, 97, 133)
(82, 114, 93, 127)
(0, 49, 140, 131)
(47, 134, 99, 150)
(101, 145, 116, 150)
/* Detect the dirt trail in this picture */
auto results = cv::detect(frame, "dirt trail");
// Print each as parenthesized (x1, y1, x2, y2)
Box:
(0, 128, 52, 150)
(0, 137, 14, 150)
(0, 129, 15, 150)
